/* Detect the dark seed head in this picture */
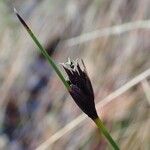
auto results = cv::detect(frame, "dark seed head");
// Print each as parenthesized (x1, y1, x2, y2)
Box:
(62, 58, 98, 120)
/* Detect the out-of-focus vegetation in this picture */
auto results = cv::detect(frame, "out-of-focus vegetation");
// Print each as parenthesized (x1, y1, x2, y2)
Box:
(0, 0, 150, 149)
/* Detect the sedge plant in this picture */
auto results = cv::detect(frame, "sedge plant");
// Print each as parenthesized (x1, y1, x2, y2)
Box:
(14, 8, 120, 150)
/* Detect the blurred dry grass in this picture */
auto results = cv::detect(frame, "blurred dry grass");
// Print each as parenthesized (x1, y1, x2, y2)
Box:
(0, 0, 150, 150)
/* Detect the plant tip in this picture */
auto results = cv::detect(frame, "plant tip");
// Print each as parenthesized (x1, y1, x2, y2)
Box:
(14, 8, 18, 14)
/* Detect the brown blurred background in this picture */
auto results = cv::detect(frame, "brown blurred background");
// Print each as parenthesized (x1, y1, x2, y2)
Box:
(0, 0, 150, 149)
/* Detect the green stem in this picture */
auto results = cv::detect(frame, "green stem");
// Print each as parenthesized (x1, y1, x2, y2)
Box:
(14, 8, 70, 90)
(94, 117, 120, 150)
(26, 29, 70, 90)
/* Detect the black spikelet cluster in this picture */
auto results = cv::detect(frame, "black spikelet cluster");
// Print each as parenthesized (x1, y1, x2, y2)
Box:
(62, 58, 98, 120)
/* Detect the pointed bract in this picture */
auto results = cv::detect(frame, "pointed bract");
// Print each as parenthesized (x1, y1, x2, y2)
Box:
(14, 8, 29, 30)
